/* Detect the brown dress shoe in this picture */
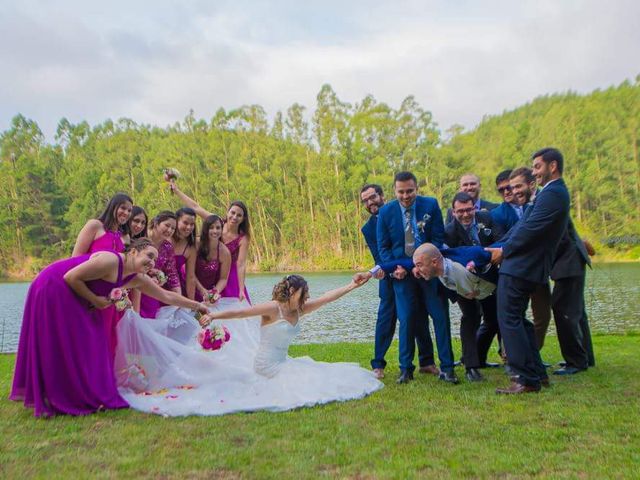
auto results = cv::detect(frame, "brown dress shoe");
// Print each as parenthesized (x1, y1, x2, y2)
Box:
(511, 375, 550, 388)
(372, 368, 385, 379)
(418, 365, 440, 376)
(496, 382, 541, 394)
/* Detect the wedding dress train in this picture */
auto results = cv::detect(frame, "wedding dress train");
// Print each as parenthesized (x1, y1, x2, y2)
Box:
(115, 299, 383, 416)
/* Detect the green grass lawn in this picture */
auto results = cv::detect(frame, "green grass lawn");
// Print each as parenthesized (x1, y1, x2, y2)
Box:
(1, 335, 639, 479)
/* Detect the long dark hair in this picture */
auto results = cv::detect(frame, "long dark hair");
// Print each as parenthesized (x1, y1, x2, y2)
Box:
(129, 205, 148, 239)
(97, 193, 133, 236)
(228, 200, 251, 240)
(198, 215, 223, 260)
(150, 211, 177, 233)
(174, 207, 197, 247)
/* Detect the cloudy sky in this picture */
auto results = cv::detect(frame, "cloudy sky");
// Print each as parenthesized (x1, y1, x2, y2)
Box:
(1, 0, 638, 140)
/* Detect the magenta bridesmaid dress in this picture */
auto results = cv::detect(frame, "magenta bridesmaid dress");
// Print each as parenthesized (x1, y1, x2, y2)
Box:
(194, 243, 221, 302)
(139, 240, 180, 318)
(174, 243, 189, 297)
(88, 230, 125, 357)
(10, 252, 134, 417)
(221, 234, 251, 303)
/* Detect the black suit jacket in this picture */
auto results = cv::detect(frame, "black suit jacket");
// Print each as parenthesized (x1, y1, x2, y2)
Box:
(550, 219, 591, 280)
(445, 211, 497, 248)
(500, 178, 570, 284)
(445, 198, 498, 224)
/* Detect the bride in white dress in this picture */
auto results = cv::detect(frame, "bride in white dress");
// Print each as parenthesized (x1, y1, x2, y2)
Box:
(115, 274, 383, 416)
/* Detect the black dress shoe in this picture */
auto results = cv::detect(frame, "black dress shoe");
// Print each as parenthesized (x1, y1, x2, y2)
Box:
(479, 362, 501, 369)
(439, 371, 460, 385)
(396, 371, 414, 384)
(553, 366, 586, 376)
(465, 368, 484, 382)
(558, 361, 567, 367)
(542, 361, 552, 368)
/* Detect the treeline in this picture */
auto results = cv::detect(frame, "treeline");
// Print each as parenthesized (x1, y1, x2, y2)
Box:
(1, 79, 639, 277)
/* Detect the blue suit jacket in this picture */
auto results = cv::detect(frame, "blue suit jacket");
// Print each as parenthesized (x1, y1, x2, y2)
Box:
(361, 215, 382, 265)
(377, 196, 444, 264)
(500, 178, 570, 283)
(490, 201, 520, 239)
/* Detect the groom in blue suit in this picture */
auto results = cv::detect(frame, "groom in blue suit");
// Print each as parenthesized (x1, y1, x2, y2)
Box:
(487, 148, 570, 394)
(377, 171, 457, 384)
(361, 184, 435, 379)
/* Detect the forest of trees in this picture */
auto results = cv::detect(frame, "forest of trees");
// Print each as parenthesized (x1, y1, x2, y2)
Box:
(1, 78, 639, 278)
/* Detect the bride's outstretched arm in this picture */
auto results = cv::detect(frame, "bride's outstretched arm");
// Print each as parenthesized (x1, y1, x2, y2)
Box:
(199, 302, 277, 326)
(301, 278, 368, 316)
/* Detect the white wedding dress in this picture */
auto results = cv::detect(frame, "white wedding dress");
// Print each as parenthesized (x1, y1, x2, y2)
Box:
(115, 299, 383, 416)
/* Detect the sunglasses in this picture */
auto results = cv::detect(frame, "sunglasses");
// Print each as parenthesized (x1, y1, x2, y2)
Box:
(498, 186, 513, 193)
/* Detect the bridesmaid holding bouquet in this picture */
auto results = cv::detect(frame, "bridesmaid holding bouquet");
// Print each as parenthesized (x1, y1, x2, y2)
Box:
(138, 211, 182, 318)
(169, 181, 252, 303)
(195, 215, 231, 302)
(10, 238, 208, 417)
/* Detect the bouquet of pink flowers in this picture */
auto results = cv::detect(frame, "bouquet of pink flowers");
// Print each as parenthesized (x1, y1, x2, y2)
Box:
(148, 269, 168, 286)
(109, 288, 132, 311)
(197, 324, 231, 351)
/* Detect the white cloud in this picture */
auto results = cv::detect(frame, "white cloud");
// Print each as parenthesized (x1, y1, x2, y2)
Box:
(0, 0, 638, 139)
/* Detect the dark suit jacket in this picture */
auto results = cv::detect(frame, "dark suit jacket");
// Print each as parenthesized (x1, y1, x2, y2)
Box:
(361, 215, 382, 265)
(500, 178, 570, 284)
(445, 211, 496, 248)
(446, 198, 498, 224)
(550, 219, 591, 280)
(377, 196, 444, 264)
(490, 201, 520, 239)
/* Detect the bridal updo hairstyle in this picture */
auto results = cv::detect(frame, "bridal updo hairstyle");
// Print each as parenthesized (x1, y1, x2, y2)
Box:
(272, 275, 309, 308)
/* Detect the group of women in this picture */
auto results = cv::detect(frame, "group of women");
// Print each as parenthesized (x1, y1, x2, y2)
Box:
(10, 178, 382, 418)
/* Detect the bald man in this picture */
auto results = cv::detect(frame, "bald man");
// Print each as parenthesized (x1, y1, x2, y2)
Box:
(446, 173, 499, 223)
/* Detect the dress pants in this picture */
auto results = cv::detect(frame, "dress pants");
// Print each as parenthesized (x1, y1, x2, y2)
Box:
(456, 296, 482, 369)
(371, 277, 397, 369)
(475, 293, 499, 365)
(392, 276, 435, 373)
(551, 271, 592, 370)
(531, 281, 552, 349)
(497, 274, 547, 387)
(416, 278, 454, 373)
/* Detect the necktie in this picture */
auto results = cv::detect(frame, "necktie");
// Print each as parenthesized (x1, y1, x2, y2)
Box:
(467, 224, 480, 245)
(404, 209, 415, 256)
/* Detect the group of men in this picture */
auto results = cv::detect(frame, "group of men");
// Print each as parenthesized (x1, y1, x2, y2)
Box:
(359, 147, 594, 394)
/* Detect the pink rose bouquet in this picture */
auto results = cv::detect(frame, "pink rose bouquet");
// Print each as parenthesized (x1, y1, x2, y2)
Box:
(148, 269, 168, 286)
(197, 325, 231, 351)
(205, 288, 221, 304)
(109, 288, 132, 311)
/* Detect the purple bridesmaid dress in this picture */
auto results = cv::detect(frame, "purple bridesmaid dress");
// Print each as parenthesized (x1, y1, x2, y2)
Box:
(194, 243, 221, 302)
(88, 230, 125, 357)
(10, 252, 135, 417)
(174, 243, 189, 297)
(221, 234, 251, 303)
(139, 240, 180, 318)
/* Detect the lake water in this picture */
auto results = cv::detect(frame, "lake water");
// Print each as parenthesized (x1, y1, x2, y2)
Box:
(0, 264, 638, 353)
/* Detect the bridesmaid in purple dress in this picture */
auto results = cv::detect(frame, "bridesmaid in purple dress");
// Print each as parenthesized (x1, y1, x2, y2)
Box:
(10, 238, 208, 417)
(126, 206, 148, 243)
(72, 193, 133, 356)
(170, 182, 252, 303)
(172, 208, 197, 299)
(139, 211, 181, 318)
(194, 215, 231, 302)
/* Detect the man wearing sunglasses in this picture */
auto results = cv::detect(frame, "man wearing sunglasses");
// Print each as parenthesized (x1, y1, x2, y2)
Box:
(490, 169, 521, 239)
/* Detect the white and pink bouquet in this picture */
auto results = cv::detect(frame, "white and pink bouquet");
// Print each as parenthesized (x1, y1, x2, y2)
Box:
(205, 288, 221, 304)
(163, 167, 181, 182)
(109, 288, 132, 311)
(197, 325, 231, 351)
(148, 269, 168, 286)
